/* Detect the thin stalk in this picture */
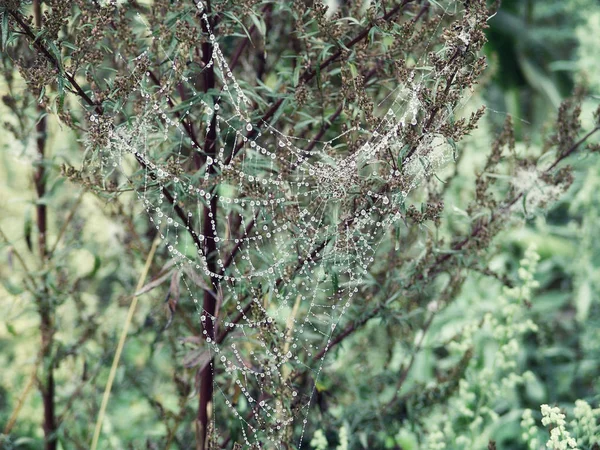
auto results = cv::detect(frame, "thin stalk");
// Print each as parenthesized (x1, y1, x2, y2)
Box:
(8, 7, 204, 261)
(0, 225, 38, 290)
(90, 236, 161, 450)
(3, 356, 41, 435)
(30, 2, 58, 448)
(48, 190, 85, 257)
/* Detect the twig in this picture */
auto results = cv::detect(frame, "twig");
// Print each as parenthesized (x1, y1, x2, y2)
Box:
(0, 226, 38, 290)
(313, 305, 382, 362)
(147, 70, 203, 154)
(3, 356, 41, 435)
(218, 213, 257, 276)
(546, 126, 600, 172)
(8, 7, 206, 269)
(225, 0, 416, 165)
(7, 10, 103, 115)
(388, 312, 436, 405)
(48, 190, 85, 257)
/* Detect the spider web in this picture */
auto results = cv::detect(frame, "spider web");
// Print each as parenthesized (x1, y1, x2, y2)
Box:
(91, 1, 470, 447)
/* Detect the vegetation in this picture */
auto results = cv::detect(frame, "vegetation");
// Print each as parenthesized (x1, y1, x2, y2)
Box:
(0, 0, 599, 449)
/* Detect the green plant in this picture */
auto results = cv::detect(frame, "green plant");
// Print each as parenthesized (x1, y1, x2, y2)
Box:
(0, 1, 599, 449)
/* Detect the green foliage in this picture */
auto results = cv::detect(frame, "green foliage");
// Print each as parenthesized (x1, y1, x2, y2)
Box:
(0, 1, 599, 449)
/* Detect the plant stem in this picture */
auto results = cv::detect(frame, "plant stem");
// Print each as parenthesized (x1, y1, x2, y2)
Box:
(197, 2, 217, 447)
(90, 236, 160, 450)
(48, 190, 84, 257)
(0, 226, 38, 291)
(31, 2, 57, 448)
(8, 6, 205, 259)
(3, 356, 41, 435)
(225, 0, 416, 165)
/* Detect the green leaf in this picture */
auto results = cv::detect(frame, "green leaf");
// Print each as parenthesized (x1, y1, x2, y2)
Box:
(2, 279, 24, 296)
(248, 13, 265, 39)
(1, 11, 8, 51)
(47, 40, 63, 70)
(575, 281, 592, 322)
(293, 57, 302, 87)
(57, 74, 65, 113)
(13, 437, 37, 446)
(37, 85, 46, 104)
(61, 41, 79, 51)
(269, 96, 291, 127)
(517, 51, 561, 108)
(86, 254, 101, 279)
(24, 208, 32, 252)
(5, 322, 17, 336)
(524, 372, 546, 402)
(47, 175, 66, 198)
(169, 93, 203, 113)
(447, 138, 457, 160)
(332, 271, 339, 293)
(348, 62, 358, 79)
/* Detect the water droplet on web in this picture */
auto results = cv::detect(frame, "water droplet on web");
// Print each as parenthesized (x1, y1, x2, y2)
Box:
(246, 123, 252, 132)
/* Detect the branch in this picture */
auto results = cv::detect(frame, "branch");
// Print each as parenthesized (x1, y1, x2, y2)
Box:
(133, 154, 205, 251)
(8, 10, 103, 115)
(313, 305, 382, 362)
(0, 226, 38, 290)
(194, 3, 219, 448)
(293, 65, 379, 167)
(225, 0, 416, 164)
(218, 213, 257, 276)
(546, 125, 600, 172)
(147, 70, 203, 155)
(227, 4, 273, 71)
(413, 124, 600, 284)
(48, 190, 85, 258)
(8, 7, 210, 264)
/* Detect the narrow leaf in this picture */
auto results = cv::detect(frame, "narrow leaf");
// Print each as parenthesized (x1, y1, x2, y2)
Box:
(1, 12, 8, 51)
(183, 349, 211, 370)
(135, 270, 171, 296)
